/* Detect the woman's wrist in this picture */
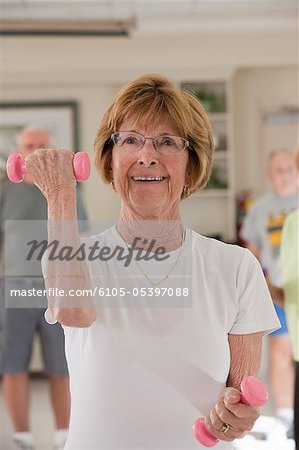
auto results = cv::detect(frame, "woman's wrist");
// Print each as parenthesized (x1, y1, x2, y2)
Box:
(47, 187, 77, 221)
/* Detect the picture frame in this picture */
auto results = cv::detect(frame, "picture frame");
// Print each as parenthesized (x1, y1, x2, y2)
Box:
(0, 101, 79, 159)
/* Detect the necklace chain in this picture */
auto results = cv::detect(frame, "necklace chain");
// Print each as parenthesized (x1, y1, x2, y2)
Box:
(123, 228, 186, 287)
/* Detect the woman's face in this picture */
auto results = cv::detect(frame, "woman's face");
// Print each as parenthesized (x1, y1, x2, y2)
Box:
(110, 113, 190, 216)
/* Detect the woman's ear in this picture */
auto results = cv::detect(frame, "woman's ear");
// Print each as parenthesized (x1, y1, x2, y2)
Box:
(109, 156, 113, 174)
(108, 165, 115, 190)
(185, 170, 191, 186)
(109, 168, 113, 183)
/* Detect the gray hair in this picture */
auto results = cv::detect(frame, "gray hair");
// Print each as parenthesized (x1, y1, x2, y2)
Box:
(268, 149, 295, 165)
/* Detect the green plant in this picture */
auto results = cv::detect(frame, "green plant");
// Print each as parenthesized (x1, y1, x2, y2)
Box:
(194, 89, 225, 113)
(206, 166, 228, 189)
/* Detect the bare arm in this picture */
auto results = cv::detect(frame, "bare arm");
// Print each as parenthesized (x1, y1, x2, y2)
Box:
(26, 148, 97, 328)
(227, 332, 264, 389)
(46, 187, 97, 327)
(204, 332, 264, 442)
(245, 242, 260, 260)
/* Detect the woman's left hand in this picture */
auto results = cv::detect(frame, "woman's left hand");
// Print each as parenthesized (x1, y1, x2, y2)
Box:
(204, 386, 260, 442)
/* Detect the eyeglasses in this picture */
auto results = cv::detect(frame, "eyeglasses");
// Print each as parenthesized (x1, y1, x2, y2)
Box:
(111, 131, 190, 155)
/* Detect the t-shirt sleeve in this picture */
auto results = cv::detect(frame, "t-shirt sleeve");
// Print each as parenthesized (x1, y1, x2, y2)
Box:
(240, 204, 261, 247)
(229, 248, 281, 335)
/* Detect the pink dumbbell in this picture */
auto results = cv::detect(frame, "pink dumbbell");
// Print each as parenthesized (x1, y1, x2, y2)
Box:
(193, 376, 268, 447)
(6, 151, 90, 183)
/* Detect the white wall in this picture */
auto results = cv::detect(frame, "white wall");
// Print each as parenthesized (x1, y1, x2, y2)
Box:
(0, 31, 297, 223)
(233, 66, 298, 196)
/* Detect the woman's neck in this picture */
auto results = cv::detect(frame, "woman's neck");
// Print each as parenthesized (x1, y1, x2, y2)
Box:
(116, 203, 184, 253)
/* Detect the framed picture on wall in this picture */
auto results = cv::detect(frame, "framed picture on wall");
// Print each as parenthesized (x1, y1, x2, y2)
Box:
(0, 102, 79, 178)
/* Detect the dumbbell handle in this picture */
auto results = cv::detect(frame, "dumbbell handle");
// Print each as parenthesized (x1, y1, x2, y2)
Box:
(6, 151, 90, 183)
(193, 376, 268, 447)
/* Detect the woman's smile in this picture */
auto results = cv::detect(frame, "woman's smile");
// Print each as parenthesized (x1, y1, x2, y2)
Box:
(130, 175, 168, 183)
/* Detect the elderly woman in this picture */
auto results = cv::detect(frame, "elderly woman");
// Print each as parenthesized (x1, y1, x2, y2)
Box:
(26, 74, 279, 449)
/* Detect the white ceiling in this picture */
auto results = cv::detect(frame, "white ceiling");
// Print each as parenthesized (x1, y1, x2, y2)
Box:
(0, 0, 297, 35)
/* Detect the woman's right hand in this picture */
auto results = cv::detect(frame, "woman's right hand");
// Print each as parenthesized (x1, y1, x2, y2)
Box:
(205, 386, 259, 442)
(24, 147, 76, 201)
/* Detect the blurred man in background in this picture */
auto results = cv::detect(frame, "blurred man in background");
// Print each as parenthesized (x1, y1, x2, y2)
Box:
(241, 149, 299, 438)
(0, 125, 88, 450)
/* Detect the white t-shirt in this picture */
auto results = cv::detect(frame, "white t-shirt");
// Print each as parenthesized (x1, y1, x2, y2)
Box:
(63, 226, 280, 450)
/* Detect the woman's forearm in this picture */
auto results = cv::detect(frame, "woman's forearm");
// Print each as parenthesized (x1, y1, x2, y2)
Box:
(227, 332, 263, 390)
(45, 188, 96, 327)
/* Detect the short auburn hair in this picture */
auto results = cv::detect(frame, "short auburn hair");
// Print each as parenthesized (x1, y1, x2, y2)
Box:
(94, 74, 214, 198)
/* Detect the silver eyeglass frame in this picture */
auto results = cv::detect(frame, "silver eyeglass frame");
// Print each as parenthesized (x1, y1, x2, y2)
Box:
(110, 131, 190, 155)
